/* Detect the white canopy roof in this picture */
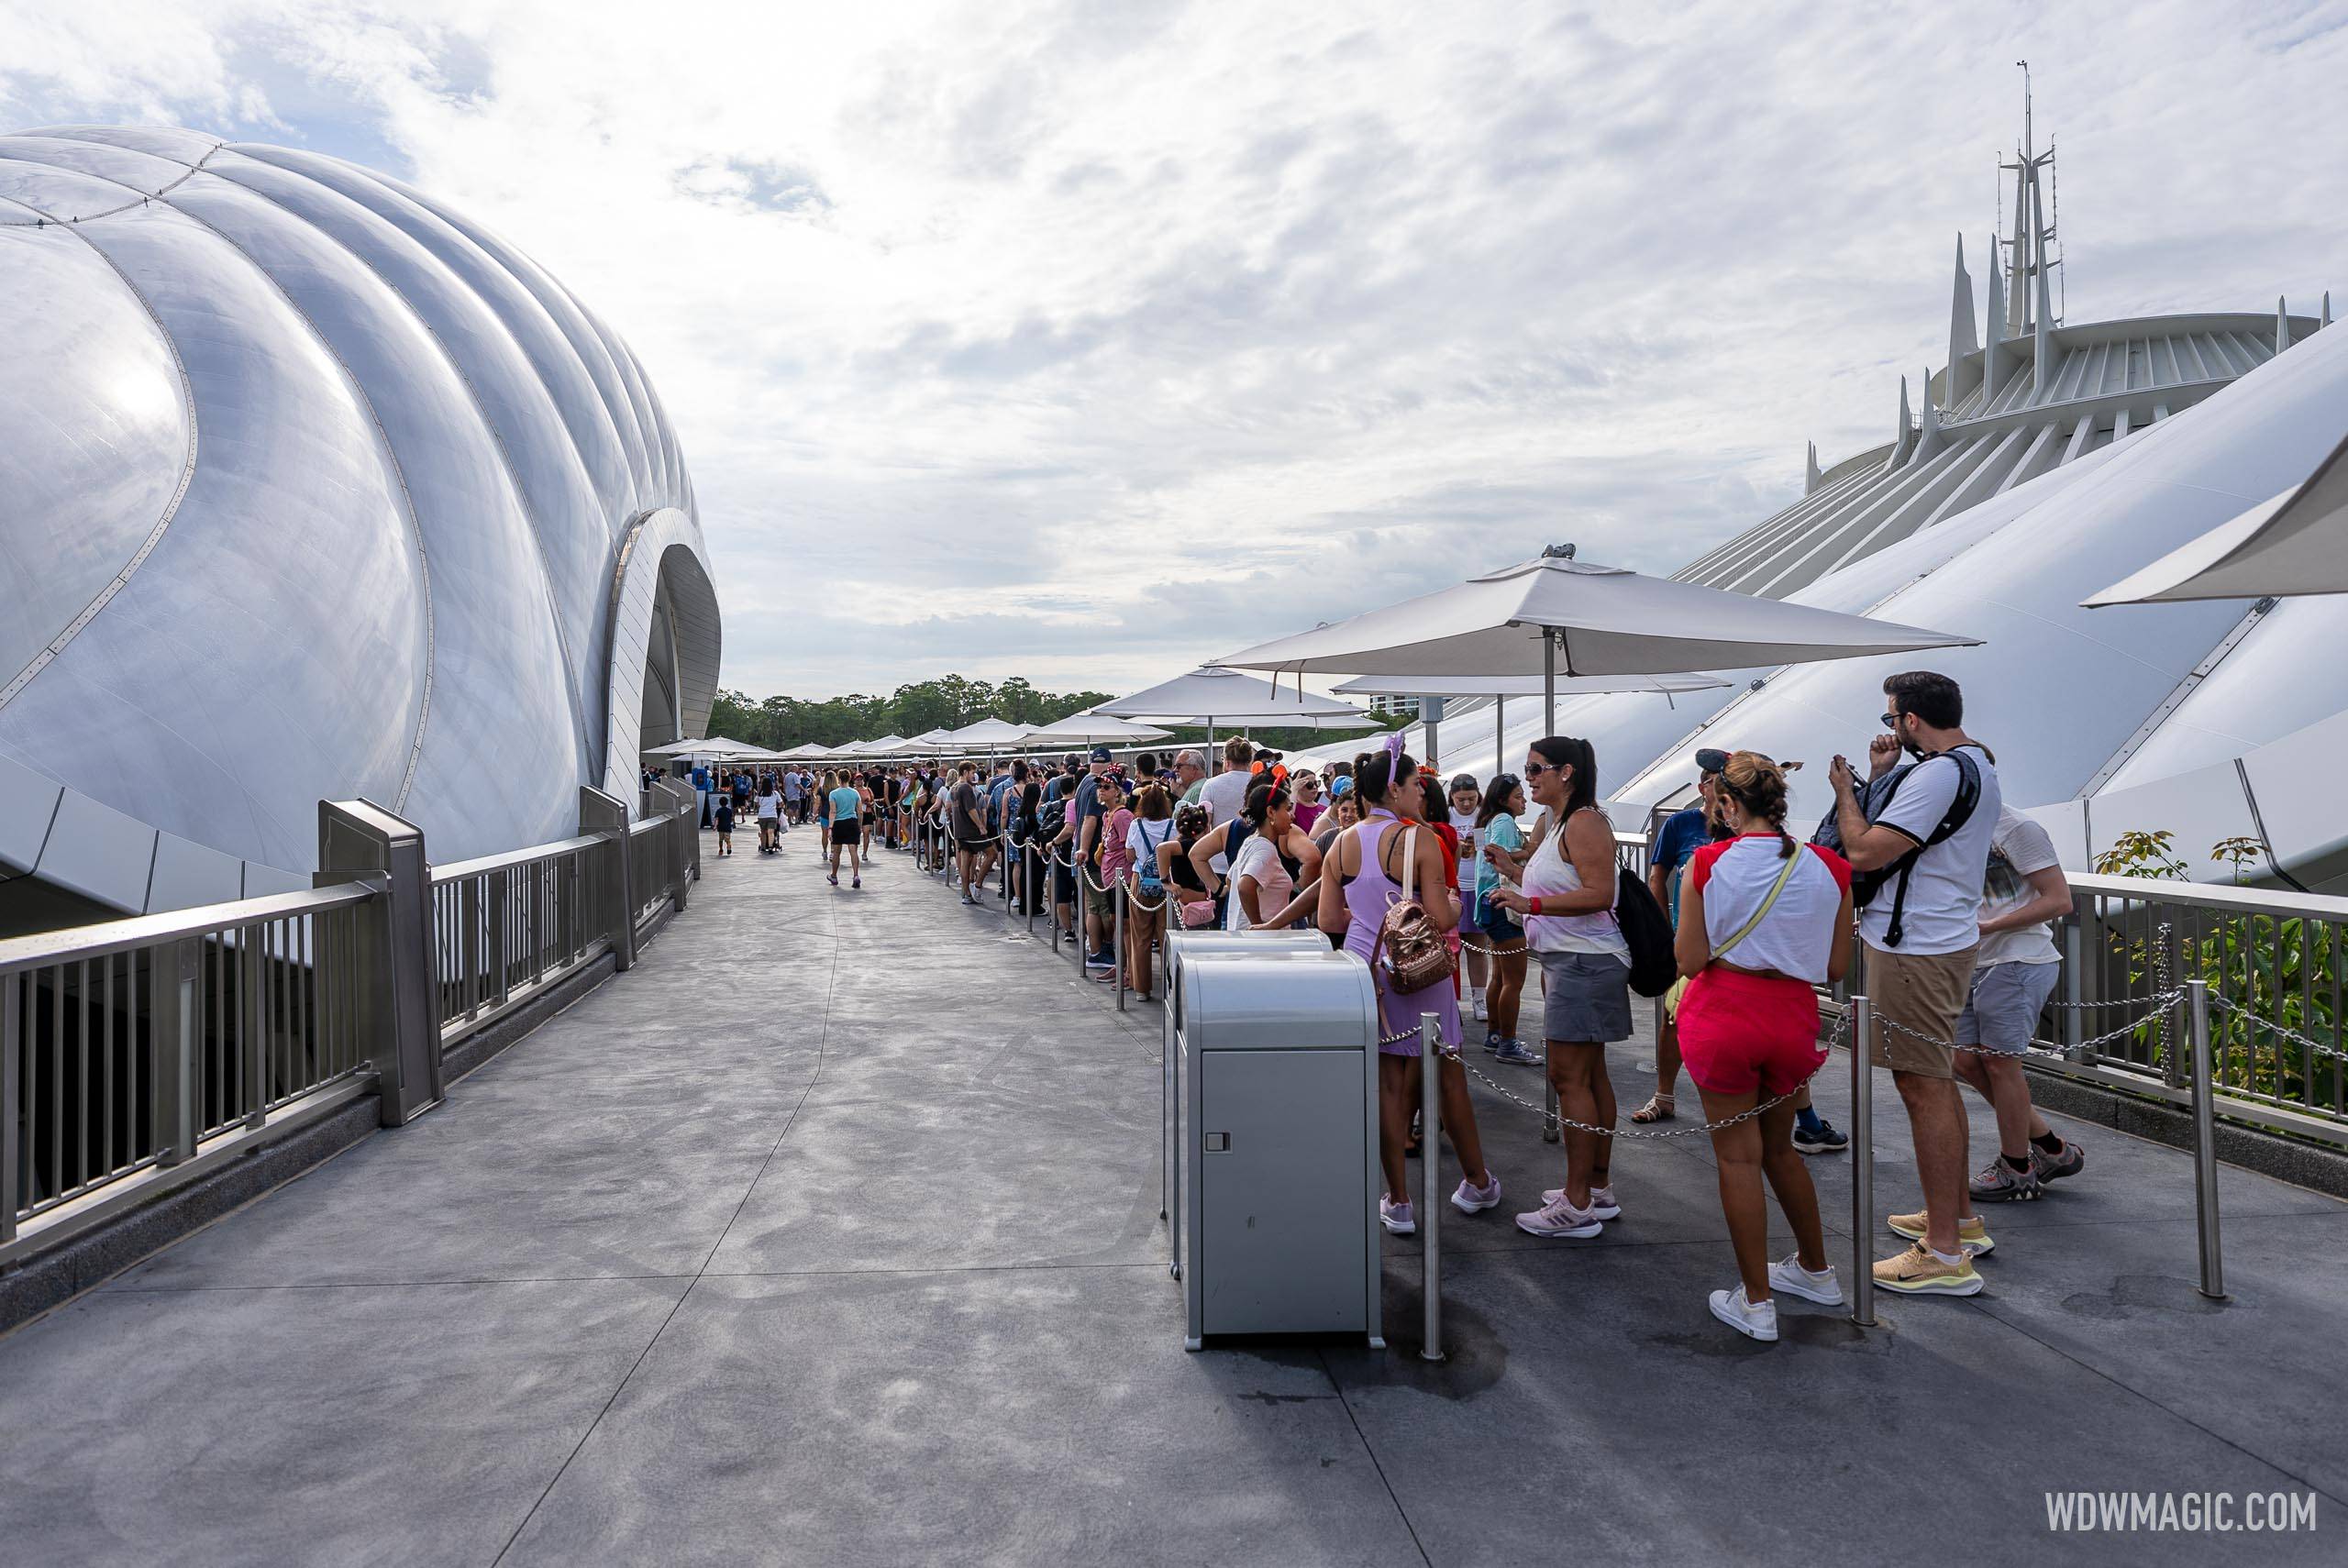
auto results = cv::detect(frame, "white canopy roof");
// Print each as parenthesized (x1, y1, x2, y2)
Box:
(938, 718, 1031, 748)
(1015, 712, 1174, 745)
(1332, 671, 1730, 698)
(1095, 667, 1374, 730)
(643, 735, 762, 757)
(2086, 429, 2348, 605)
(1212, 547, 1978, 678)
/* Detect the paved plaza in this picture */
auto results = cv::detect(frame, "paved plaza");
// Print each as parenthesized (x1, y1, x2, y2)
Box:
(2, 835, 2342, 1565)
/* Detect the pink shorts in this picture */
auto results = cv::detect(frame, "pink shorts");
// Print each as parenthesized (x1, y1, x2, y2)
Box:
(1676, 968, 1825, 1099)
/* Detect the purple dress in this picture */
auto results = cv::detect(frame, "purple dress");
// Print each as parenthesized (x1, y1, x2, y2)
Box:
(1341, 809, 1463, 1056)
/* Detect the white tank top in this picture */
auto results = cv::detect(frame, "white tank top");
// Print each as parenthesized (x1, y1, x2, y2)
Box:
(1522, 808, 1628, 959)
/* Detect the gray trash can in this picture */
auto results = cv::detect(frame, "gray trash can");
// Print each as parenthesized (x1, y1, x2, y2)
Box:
(1177, 950, 1383, 1350)
(1161, 927, 1334, 1258)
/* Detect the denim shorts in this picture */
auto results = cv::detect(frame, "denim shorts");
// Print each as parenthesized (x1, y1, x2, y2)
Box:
(1955, 959, 2060, 1055)
(1538, 949, 1633, 1043)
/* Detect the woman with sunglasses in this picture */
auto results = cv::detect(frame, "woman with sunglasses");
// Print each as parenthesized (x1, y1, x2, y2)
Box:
(1489, 735, 1629, 1240)
(1474, 773, 1537, 1064)
(1318, 742, 1499, 1234)
(1290, 771, 1326, 834)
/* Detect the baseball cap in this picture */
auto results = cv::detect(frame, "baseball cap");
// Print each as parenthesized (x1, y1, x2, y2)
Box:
(1694, 747, 1732, 776)
(1089, 745, 1112, 762)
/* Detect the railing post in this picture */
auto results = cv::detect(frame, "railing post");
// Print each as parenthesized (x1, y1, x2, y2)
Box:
(2188, 979, 2227, 1300)
(241, 925, 268, 1130)
(2062, 897, 2088, 1057)
(650, 778, 696, 909)
(488, 867, 512, 1008)
(150, 936, 199, 1163)
(1114, 883, 1128, 1013)
(1024, 842, 1037, 935)
(1850, 993, 1877, 1328)
(580, 786, 636, 973)
(319, 801, 440, 1127)
(1419, 1012, 1444, 1362)
(1, 971, 17, 1242)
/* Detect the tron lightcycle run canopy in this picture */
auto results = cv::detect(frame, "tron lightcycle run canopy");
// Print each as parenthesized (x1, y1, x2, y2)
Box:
(0, 127, 720, 916)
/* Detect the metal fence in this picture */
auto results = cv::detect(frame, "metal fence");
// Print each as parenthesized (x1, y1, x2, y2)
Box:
(3, 786, 698, 1256)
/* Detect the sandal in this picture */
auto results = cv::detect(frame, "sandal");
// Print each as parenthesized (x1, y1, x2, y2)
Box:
(1630, 1094, 1676, 1124)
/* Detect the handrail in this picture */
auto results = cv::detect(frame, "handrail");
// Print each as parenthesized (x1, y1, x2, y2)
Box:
(2064, 871, 2348, 923)
(429, 833, 606, 885)
(0, 882, 377, 976)
(627, 815, 668, 837)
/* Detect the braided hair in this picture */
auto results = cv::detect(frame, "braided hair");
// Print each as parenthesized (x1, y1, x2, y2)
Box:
(1714, 751, 1795, 858)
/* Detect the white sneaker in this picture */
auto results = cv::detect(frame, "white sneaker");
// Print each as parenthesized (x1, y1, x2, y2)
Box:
(1709, 1286, 1778, 1342)
(1515, 1193, 1602, 1239)
(1544, 1185, 1622, 1220)
(1450, 1175, 1501, 1214)
(1379, 1195, 1416, 1234)
(1470, 994, 1488, 1022)
(1767, 1254, 1844, 1306)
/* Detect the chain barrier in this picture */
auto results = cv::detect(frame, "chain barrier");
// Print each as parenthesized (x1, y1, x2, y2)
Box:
(1877, 989, 2186, 1066)
(2209, 993, 2348, 1064)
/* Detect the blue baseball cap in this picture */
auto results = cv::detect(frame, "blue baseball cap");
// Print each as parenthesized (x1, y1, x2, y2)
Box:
(1090, 745, 1112, 762)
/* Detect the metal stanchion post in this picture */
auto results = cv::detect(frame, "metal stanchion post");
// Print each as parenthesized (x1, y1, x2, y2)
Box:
(2187, 979, 2227, 1300)
(1850, 994, 1877, 1328)
(1114, 882, 1128, 1013)
(1025, 842, 1037, 934)
(1419, 1013, 1445, 1362)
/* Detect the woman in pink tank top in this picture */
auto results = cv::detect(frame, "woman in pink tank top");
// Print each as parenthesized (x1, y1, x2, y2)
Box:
(1318, 743, 1499, 1236)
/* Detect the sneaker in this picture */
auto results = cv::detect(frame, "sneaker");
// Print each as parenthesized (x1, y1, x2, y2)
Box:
(1379, 1196, 1416, 1235)
(2031, 1137, 2086, 1185)
(1084, 952, 1115, 971)
(1872, 1242, 1984, 1296)
(1969, 1157, 2043, 1203)
(1888, 1210, 1994, 1256)
(1709, 1285, 1778, 1342)
(1546, 1184, 1623, 1220)
(1451, 1174, 1502, 1214)
(1493, 1038, 1543, 1066)
(1515, 1192, 1602, 1239)
(826, 873, 838, 886)
(1767, 1253, 1844, 1306)
(851, 877, 861, 889)
(1470, 993, 1489, 1022)
(1791, 1121, 1848, 1155)
(958, 891, 977, 905)
(1482, 1030, 1501, 1055)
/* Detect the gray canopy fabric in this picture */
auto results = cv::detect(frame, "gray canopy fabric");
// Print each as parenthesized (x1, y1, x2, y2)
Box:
(1212, 547, 1978, 679)
(1331, 671, 1730, 697)
(2087, 429, 2348, 604)
(936, 718, 1032, 748)
(1095, 666, 1375, 730)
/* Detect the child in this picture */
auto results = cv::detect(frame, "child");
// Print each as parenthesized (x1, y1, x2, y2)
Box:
(714, 793, 736, 856)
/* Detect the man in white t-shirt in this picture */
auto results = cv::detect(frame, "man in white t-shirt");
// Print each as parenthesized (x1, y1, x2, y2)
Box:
(1196, 737, 1256, 873)
(1957, 806, 2087, 1201)
(1830, 670, 2001, 1297)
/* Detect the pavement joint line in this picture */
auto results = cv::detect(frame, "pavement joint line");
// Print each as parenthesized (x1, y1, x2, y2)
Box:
(1316, 1346, 1434, 1568)
(1955, 1292, 2348, 1510)
(489, 854, 850, 1568)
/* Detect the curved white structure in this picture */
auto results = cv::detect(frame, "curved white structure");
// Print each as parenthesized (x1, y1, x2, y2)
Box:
(0, 126, 718, 916)
(1310, 111, 2345, 888)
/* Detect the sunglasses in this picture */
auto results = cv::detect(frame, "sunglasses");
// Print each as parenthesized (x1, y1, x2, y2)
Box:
(1880, 712, 1903, 730)
(1523, 761, 1553, 778)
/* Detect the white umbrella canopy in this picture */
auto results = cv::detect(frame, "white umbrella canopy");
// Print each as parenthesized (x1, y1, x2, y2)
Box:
(1014, 712, 1174, 747)
(2086, 430, 2348, 604)
(1095, 666, 1375, 732)
(642, 735, 762, 757)
(1331, 671, 1729, 698)
(891, 728, 960, 755)
(939, 717, 1031, 748)
(1213, 545, 1979, 680)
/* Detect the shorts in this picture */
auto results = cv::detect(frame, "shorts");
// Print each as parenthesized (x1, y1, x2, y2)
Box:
(1053, 864, 1076, 905)
(1085, 881, 1118, 920)
(1677, 967, 1826, 1097)
(1473, 893, 1523, 946)
(1865, 942, 1977, 1078)
(1955, 959, 2060, 1055)
(830, 821, 861, 847)
(1538, 948, 1633, 1043)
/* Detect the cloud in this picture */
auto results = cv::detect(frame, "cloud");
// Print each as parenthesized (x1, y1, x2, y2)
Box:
(6, 0, 2347, 701)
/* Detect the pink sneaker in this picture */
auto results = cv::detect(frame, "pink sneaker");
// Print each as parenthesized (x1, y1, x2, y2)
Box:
(1379, 1195, 1416, 1234)
(1516, 1192, 1602, 1239)
(1542, 1184, 1622, 1220)
(1451, 1174, 1502, 1214)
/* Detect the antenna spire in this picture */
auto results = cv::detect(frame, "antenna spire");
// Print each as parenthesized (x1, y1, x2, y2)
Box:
(1805, 440, 1822, 494)
(1947, 234, 1980, 402)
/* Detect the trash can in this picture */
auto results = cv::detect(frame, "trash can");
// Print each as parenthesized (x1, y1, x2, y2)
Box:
(1161, 928, 1334, 1271)
(1177, 950, 1383, 1350)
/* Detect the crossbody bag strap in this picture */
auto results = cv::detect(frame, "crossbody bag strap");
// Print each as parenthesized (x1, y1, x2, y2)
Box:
(1712, 844, 1803, 964)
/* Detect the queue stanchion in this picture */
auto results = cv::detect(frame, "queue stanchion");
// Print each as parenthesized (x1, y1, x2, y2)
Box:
(1420, 1012, 1445, 1363)
(1025, 841, 1038, 934)
(2187, 979, 2227, 1300)
(1114, 880, 1127, 1013)
(1850, 993, 1877, 1329)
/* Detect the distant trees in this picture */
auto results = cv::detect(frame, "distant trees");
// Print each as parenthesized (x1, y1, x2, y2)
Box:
(705, 678, 1116, 751)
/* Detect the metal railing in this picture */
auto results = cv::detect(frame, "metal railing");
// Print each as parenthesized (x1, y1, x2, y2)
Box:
(3, 786, 700, 1257)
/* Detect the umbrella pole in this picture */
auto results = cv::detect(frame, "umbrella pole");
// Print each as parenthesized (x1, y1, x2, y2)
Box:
(1495, 695, 1504, 770)
(1543, 632, 1556, 734)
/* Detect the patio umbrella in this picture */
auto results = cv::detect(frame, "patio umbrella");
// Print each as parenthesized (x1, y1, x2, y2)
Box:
(1212, 544, 1977, 730)
(2086, 428, 2348, 604)
(1095, 667, 1375, 747)
(939, 718, 1031, 752)
(1015, 712, 1174, 748)
(642, 735, 762, 757)
(1332, 671, 1733, 772)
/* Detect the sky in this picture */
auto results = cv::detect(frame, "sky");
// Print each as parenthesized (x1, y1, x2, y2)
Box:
(6, 0, 2345, 701)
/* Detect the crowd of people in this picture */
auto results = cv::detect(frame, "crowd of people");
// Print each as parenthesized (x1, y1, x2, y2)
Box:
(664, 668, 2089, 1345)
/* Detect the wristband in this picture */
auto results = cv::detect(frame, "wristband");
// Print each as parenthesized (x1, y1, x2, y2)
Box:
(1530, 896, 1544, 917)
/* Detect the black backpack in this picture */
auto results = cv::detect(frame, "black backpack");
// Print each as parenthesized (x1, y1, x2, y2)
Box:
(1612, 866, 1678, 998)
(1811, 747, 1983, 948)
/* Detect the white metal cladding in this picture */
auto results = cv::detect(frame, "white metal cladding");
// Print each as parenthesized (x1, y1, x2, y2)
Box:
(0, 127, 718, 913)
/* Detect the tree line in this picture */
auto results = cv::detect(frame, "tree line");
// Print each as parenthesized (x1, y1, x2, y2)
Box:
(706, 676, 1114, 751)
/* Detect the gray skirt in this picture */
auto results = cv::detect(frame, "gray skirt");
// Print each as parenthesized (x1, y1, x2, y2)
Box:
(1539, 948, 1634, 1044)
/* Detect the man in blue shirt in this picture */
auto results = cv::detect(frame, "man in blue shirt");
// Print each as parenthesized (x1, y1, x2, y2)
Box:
(1634, 749, 1729, 1129)
(1073, 748, 1113, 970)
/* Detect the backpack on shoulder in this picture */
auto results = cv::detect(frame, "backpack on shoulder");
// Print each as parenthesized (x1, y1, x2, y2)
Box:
(1811, 747, 1982, 947)
(1612, 866, 1678, 998)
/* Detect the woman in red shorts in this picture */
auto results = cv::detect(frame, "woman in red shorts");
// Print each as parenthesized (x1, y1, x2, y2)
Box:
(1674, 751, 1853, 1342)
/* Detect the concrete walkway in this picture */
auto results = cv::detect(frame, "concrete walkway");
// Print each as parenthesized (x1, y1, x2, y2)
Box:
(2, 830, 2343, 1564)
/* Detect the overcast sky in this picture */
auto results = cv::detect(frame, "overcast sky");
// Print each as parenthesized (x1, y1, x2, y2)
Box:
(7, 0, 2345, 700)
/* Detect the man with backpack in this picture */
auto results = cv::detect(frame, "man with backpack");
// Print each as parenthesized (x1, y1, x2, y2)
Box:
(1827, 670, 2001, 1297)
